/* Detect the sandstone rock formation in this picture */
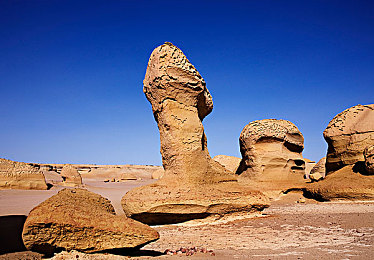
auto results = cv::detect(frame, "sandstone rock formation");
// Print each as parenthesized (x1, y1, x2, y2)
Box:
(303, 165, 374, 201)
(213, 155, 241, 173)
(60, 164, 82, 187)
(151, 168, 164, 179)
(364, 145, 374, 175)
(324, 104, 374, 173)
(22, 188, 159, 255)
(308, 157, 326, 181)
(121, 43, 268, 225)
(0, 158, 48, 190)
(236, 119, 306, 188)
(303, 158, 316, 179)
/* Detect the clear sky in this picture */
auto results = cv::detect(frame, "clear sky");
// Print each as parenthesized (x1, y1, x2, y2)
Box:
(1, 1, 373, 165)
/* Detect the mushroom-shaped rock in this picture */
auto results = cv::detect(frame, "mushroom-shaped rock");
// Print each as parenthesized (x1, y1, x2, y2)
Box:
(236, 119, 306, 186)
(308, 157, 326, 181)
(60, 164, 82, 187)
(213, 155, 241, 174)
(364, 145, 374, 175)
(22, 188, 159, 255)
(121, 43, 268, 225)
(0, 158, 48, 190)
(324, 104, 374, 173)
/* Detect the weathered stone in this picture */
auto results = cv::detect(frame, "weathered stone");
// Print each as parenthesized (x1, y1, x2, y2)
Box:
(308, 157, 326, 181)
(22, 189, 159, 255)
(303, 165, 374, 201)
(0, 158, 48, 190)
(60, 164, 82, 187)
(236, 119, 306, 187)
(364, 145, 374, 175)
(324, 104, 374, 173)
(121, 43, 268, 225)
(151, 168, 164, 179)
(213, 155, 241, 173)
(303, 158, 316, 179)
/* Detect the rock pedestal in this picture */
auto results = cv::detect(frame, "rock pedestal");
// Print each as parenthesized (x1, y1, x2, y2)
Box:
(236, 119, 306, 193)
(60, 164, 82, 187)
(324, 104, 374, 173)
(121, 43, 268, 225)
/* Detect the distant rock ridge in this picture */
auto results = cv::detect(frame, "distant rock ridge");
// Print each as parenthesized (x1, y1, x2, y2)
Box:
(0, 158, 48, 190)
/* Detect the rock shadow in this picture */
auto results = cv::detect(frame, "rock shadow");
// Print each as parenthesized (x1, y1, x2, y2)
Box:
(0, 215, 27, 254)
(353, 161, 370, 176)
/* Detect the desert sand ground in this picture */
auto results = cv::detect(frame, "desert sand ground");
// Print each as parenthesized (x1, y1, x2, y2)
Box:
(0, 171, 373, 260)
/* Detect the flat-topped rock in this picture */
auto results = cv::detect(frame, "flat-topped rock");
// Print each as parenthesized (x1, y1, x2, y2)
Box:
(22, 188, 159, 255)
(0, 158, 48, 190)
(121, 43, 268, 224)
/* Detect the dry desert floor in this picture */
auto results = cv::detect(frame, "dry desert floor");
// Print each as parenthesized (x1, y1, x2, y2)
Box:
(0, 172, 373, 260)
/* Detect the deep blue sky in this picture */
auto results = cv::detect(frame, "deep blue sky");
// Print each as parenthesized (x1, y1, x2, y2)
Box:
(1, 1, 373, 165)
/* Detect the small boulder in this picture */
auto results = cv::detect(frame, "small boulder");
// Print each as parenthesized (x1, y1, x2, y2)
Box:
(22, 188, 159, 255)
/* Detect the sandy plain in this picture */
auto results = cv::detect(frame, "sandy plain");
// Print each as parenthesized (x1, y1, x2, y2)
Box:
(0, 168, 373, 260)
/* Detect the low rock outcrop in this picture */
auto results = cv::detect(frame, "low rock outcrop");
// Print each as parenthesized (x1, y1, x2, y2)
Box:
(236, 119, 306, 192)
(213, 155, 241, 173)
(121, 43, 268, 225)
(364, 145, 374, 175)
(151, 168, 164, 179)
(60, 164, 82, 187)
(324, 104, 374, 173)
(22, 188, 159, 255)
(0, 158, 48, 190)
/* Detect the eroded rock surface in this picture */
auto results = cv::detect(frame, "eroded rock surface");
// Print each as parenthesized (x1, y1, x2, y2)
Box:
(121, 43, 268, 225)
(213, 155, 241, 174)
(236, 119, 306, 190)
(22, 189, 159, 255)
(324, 104, 374, 173)
(308, 157, 326, 181)
(364, 145, 374, 175)
(60, 164, 82, 187)
(0, 158, 48, 190)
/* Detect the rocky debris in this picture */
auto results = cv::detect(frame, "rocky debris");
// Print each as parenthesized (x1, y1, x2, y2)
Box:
(236, 119, 306, 194)
(308, 157, 326, 181)
(60, 164, 82, 187)
(22, 188, 159, 255)
(151, 168, 164, 179)
(119, 173, 139, 181)
(213, 155, 241, 173)
(0, 158, 48, 190)
(324, 104, 374, 173)
(121, 42, 268, 225)
(303, 165, 374, 201)
(164, 247, 215, 256)
(364, 145, 374, 174)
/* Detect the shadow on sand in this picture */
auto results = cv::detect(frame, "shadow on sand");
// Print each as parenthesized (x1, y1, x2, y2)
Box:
(0, 215, 27, 254)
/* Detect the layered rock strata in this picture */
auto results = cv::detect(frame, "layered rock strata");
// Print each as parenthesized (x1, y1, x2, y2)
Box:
(364, 145, 374, 175)
(121, 43, 268, 225)
(0, 158, 48, 190)
(22, 188, 159, 255)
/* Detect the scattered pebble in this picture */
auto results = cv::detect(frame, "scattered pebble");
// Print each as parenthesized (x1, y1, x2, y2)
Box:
(163, 246, 215, 256)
